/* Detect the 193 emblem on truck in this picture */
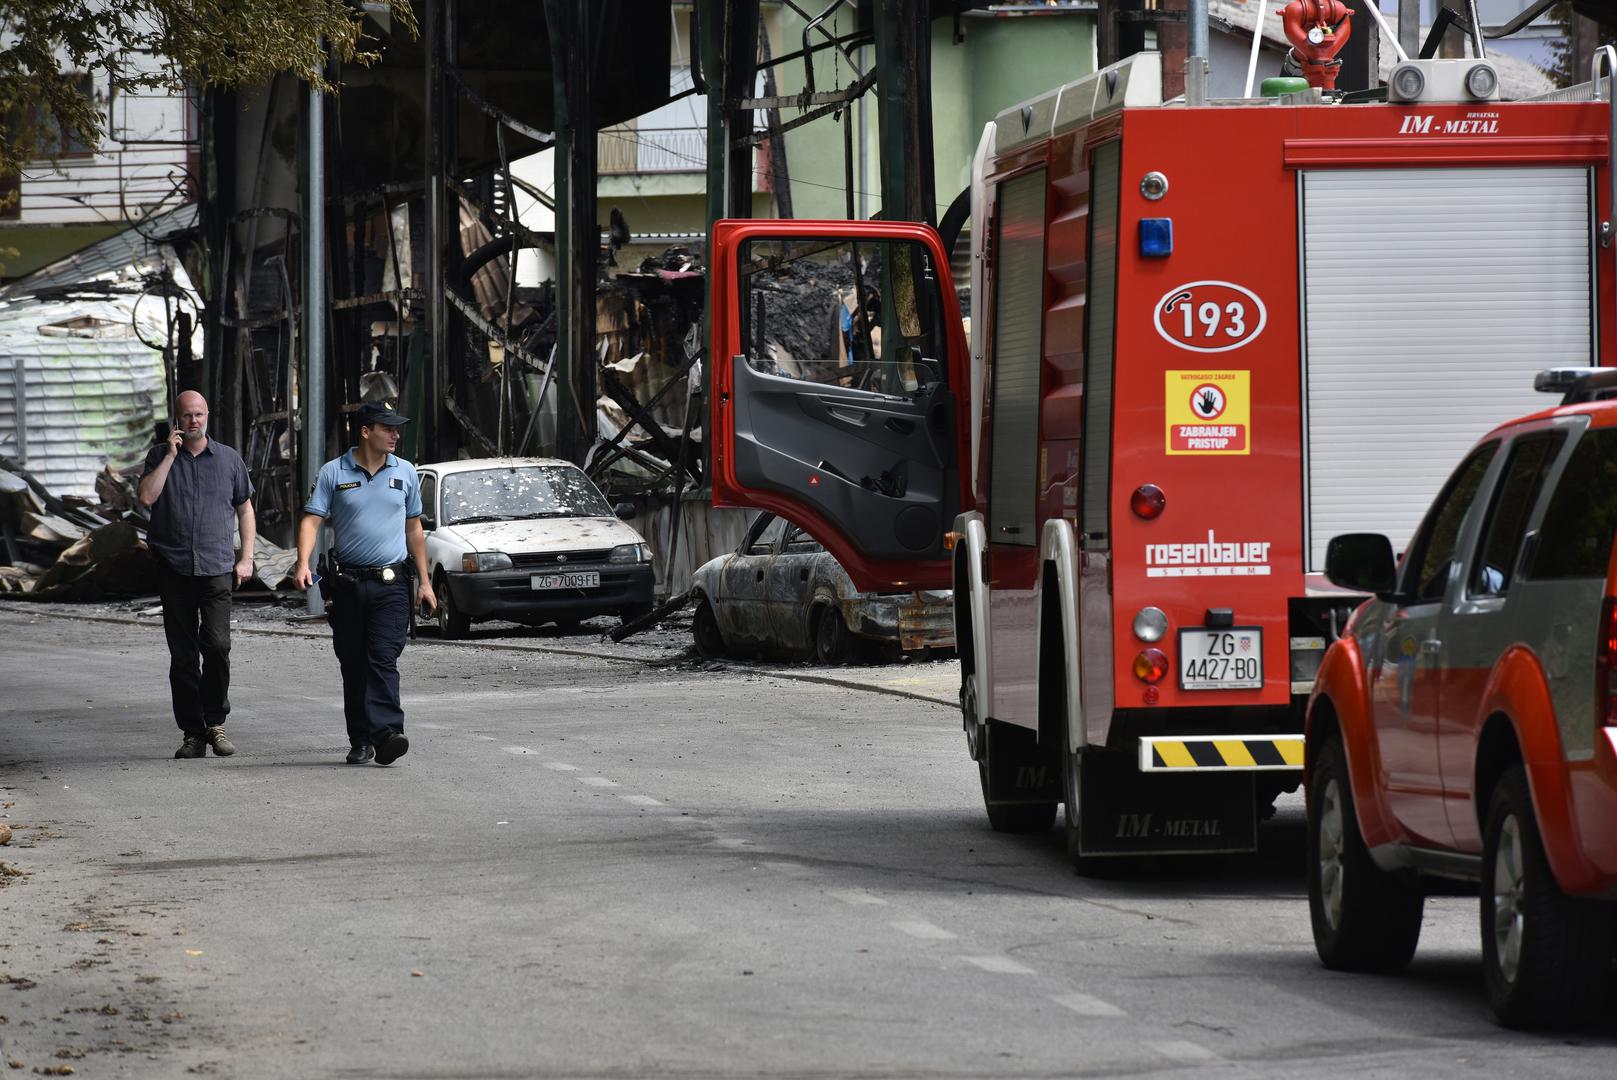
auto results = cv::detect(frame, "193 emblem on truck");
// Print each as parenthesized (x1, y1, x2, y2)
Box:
(1154, 281, 1266, 353)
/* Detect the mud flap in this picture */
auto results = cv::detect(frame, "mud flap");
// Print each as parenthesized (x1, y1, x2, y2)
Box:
(982, 720, 1061, 807)
(1078, 750, 1257, 856)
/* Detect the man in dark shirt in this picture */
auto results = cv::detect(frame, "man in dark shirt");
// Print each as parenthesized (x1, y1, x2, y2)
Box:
(138, 390, 256, 759)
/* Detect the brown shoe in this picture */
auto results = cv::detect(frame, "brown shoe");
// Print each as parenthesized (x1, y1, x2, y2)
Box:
(174, 735, 205, 759)
(206, 726, 235, 757)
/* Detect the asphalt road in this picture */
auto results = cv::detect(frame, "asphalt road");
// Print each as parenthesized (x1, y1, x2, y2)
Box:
(0, 606, 1612, 1079)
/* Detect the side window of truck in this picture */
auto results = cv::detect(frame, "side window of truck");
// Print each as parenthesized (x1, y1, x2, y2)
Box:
(1402, 443, 1498, 601)
(737, 237, 946, 394)
(1468, 431, 1564, 596)
(1529, 427, 1617, 579)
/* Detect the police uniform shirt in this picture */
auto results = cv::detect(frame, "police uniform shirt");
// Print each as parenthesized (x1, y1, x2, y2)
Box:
(304, 450, 422, 567)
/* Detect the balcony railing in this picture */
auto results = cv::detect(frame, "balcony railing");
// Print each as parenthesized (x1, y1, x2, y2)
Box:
(598, 126, 706, 175)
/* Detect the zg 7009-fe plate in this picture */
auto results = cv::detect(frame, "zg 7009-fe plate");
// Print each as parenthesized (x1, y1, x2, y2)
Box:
(1178, 628, 1262, 690)
(531, 571, 600, 591)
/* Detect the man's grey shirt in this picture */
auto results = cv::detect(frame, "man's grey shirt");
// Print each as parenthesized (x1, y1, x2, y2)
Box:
(141, 440, 254, 577)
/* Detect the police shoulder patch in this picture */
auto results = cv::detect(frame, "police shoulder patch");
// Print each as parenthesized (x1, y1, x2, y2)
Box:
(336, 481, 361, 491)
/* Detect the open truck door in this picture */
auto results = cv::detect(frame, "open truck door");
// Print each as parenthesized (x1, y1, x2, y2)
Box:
(709, 220, 972, 592)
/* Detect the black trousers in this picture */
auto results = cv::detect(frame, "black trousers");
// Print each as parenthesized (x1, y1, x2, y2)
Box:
(157, 563, 233, 737)
(327, 575, 410, 745)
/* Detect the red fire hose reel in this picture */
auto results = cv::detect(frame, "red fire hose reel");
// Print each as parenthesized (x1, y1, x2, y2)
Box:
(1281, 0, 1354, 90)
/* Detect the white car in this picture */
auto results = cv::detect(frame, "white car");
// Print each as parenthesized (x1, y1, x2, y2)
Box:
(416, 457, 654, 638)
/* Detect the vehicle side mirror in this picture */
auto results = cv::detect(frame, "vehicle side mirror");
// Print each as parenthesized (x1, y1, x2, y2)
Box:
(1324, 533, 1398, 596)
(613, 501, 636, 520)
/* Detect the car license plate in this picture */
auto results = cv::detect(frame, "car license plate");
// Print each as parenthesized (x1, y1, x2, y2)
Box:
(1178, 628, 1262, 690)
(531, 571, 600, 591)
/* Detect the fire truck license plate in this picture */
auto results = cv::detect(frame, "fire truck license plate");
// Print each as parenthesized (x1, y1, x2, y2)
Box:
(1178, 628, 1262, 690)
(531, 572, 600, 591)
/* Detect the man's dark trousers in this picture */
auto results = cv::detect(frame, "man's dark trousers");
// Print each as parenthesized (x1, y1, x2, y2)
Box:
(157, 561, 233, 737)
(328, 575, 410, 746)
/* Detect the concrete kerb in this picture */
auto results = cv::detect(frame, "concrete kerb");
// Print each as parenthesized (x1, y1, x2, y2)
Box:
(2, 606, 958, 710)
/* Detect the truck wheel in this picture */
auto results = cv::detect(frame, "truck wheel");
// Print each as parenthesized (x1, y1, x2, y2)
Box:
(435, 572, 470, 640)
(1482, 766, 1615, 1029)
(1307, 735, 1423, 972)
(961, 672, 985, 760)
(813, 606, 850, 664)
(692, 598, 725, 658)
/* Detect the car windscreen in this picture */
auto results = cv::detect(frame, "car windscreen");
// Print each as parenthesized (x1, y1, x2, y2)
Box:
(440, 466, 613, 526)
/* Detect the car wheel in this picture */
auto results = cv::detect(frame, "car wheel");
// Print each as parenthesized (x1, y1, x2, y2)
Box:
(692, 597, 725, 658)
(435, 572, 470, 640)
(813, 606, 850, 664)
(1307, 735, 1423, 972)
(1482, 765, 1615, 1029)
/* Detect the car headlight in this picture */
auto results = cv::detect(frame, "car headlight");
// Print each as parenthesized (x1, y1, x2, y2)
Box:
(461, 552, 513, 572)
(609, 543, 650, 564)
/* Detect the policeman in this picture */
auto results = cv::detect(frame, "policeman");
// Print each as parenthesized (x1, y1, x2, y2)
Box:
(292, 401, 436, 765)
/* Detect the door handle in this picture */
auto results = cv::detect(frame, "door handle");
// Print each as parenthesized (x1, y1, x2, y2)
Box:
(1420, 639, 1442, 655)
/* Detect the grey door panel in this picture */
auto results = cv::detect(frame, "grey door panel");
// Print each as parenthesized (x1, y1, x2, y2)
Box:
(730, 355, 954, 558)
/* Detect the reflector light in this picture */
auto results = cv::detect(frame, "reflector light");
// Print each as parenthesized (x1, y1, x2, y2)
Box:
(1131, 484, 1166, 520)
(1143, 685, 1161, 706)
(1134, 648, 1170, 684)
(1599, 598, 1617, 725)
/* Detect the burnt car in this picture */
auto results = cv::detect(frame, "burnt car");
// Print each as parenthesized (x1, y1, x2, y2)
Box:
(690, 512, 953, 662)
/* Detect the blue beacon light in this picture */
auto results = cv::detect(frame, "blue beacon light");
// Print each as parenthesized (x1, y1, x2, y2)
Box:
(1138, 218, 1173, 257)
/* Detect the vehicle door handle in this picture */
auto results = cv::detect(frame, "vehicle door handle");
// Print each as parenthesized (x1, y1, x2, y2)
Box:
(1420, 639, 1442, 655)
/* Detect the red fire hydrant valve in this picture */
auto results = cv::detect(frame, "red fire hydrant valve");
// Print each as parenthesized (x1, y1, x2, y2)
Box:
(1280, 0, 1354, 91)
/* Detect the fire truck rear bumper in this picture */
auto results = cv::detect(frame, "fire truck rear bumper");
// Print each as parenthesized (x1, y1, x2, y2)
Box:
(1139, 735, 1305, 772)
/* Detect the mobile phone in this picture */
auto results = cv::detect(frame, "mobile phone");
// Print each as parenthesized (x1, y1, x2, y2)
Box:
(417, 599, 432, 620)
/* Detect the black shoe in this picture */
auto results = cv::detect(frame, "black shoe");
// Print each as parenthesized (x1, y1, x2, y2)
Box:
(346, 743, 375, 765)
(373, 731, 409, 766)
(174, 735, 205, 759)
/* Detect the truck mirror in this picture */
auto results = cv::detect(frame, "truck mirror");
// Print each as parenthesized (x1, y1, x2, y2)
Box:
(1324, 533, 1397, 595)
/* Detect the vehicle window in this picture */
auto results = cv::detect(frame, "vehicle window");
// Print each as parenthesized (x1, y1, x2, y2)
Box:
(782, 525, 824, 554)
(737, 236, 947, 395)
(439, 465, 612, 526)
(1470, 431, 1564, 596)
(419, 473, 437, 528)
(746, 515, 788, 555)
(1402, 442, 1499, 601)
(1530, 427, 1617, 579)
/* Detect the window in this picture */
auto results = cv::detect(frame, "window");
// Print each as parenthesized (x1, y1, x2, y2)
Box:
(419, 473, 437, 529)
(439, 465, 611, 525)
(782, 524, 823, 554)
(986, 167, 1047, 547)
(1530, 427, 1617, 579)
(1470, 432, 1563, 596)
(738, 237, 947, 394)
(746, 514, 788, 555)
(1402, 443, 1498, 601)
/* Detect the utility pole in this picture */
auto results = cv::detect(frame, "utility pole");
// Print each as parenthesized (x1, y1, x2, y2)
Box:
(301, 70, 327, 616)
(872, 0, 935, 225)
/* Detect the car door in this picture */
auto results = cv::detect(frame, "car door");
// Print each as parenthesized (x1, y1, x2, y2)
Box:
(709, 220, 971, 593)
(715, 513, 786, 647)
(1367, 442, 1499, 848)
(767, 522, 827, 653)
(1439, 426, 1569, 851)
(418, 470, 444, 572)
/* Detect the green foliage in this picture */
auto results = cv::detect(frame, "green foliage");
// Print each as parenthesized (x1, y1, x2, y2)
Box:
(0, 0, 418, 177)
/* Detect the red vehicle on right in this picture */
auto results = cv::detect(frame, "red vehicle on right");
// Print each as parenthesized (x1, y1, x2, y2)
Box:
(1306, 368, 1617, 1029)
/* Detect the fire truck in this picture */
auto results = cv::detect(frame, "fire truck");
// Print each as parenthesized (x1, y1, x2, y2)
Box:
(706, 38, 1617, 867)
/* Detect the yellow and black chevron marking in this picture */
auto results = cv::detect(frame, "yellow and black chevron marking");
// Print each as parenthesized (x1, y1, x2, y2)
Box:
(1141, 736, 1304, 771)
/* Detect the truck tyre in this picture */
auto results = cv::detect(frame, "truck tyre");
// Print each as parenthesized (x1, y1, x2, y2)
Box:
(693, 597, 725, 658)
(435, 572, 470, 640)
(1307, 735, 1423, 972)
(1062, 743, 1105, 875)
(1482, 766, 1615, 1029)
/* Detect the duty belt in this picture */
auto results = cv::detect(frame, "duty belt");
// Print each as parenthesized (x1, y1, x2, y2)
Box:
(338, 560, 409, 583)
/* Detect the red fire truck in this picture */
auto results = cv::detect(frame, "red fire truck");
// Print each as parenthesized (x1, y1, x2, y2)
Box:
(707, 47, 1617, 866)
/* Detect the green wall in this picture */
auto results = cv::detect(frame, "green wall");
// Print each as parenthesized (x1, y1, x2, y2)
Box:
(780, 11, 1095, 221)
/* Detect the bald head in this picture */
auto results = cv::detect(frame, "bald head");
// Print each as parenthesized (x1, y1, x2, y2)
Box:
(176, 391, 209, 443)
